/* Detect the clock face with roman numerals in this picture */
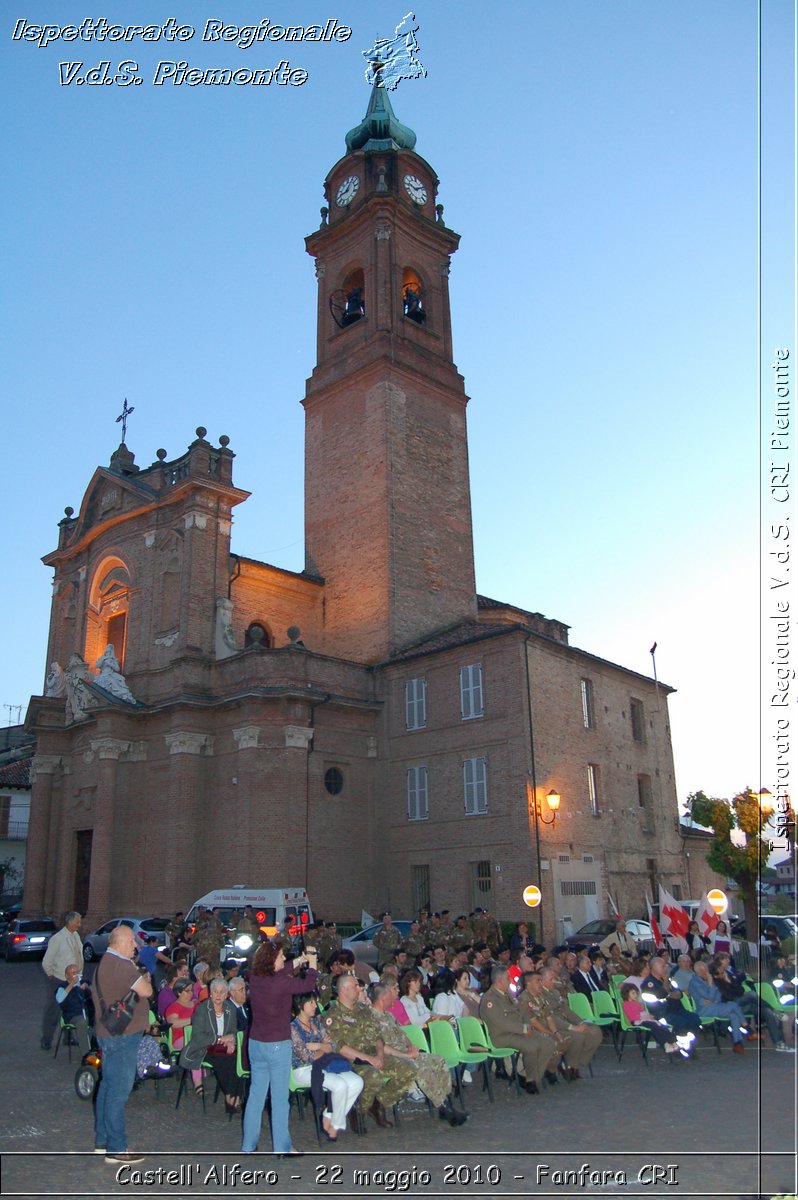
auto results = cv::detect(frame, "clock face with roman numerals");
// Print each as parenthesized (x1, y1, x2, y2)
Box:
(336, 175, 360, 207)
(403, 174, 428, 204)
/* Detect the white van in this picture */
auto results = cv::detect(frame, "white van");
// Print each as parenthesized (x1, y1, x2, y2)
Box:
(185, 886, 313, 939)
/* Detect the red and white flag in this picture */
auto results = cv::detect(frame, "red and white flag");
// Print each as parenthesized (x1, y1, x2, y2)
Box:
(646, 895, 664, 947)
(695, 894, 720, 938)
(658, 885, 690, 943)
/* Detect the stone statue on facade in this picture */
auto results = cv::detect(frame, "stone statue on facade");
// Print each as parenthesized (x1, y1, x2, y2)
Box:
(94, 644, 136, 703)
(64, 654, 96, 723)
(45, 661, 66, 698)
(215, 597, 237, 659)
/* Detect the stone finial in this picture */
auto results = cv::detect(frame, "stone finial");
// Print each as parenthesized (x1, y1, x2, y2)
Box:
(196, 426, 208, 440)
(320, 206, 329, 228)
(156, 448, 167, 461)
(287, 626, 302, 644)
(64, 506, 75, 518)
(219, 435, 230, 448)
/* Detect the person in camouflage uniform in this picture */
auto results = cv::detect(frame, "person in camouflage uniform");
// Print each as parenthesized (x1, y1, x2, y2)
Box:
(401, 922, 425, 961)
(470, 909, 489, 945)
(438, 911, 456, 951)
(369, 981, 467, 1124)
(325, 922, 342, 957)
(450, 916, 473, 952)
(323, 975, 416, 1126)
(236, 907, 257, 936)
(482, 908, 501, 953)
(193, 909, 226, 970)
(538, 967, 601, 1079)
(165, 912, 187, 950)
(479, 965, 555, 1093)
(372, 913, 402, 970)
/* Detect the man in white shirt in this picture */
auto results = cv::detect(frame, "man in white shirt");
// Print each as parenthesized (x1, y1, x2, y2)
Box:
(41, 911, 83, 1050)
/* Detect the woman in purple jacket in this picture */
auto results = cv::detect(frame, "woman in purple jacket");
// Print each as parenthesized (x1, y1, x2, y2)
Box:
(241, 941, 318, 1155)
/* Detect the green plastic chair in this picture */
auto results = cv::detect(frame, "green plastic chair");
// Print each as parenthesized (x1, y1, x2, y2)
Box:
(472, 1019, 522, 1096)
(616, 1000, 651, 1064)
(455, 1015, 497, 1100)
(427, 1019, 490, 1109)
(53, 1015, 77, 1063)
(403, 1023, 430, 1052)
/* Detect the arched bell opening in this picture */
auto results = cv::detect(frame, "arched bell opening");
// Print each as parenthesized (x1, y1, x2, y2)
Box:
(329, 267, 365, 328)
(402, 267, 426, 325)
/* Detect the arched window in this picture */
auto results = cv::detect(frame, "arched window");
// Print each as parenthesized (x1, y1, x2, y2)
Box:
(402, 267, 426, 325)
(85, 557, 132, 670)
(245, 622, 272, 650)
(329, 267, 365, 328)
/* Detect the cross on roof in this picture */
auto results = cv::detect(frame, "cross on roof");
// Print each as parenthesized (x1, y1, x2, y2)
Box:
(116, 398, 135, 442)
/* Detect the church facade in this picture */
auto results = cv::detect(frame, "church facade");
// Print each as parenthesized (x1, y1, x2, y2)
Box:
(24, 81, 687, 943)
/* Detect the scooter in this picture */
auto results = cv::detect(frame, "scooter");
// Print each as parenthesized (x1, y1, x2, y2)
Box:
(75, 1047, 102, 1101)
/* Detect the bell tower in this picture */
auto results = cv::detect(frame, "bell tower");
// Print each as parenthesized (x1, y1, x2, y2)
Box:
(303, 76, 477, 663)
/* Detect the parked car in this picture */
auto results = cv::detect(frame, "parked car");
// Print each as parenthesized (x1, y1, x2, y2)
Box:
(732, 915, 797, 943)
(82, 916, 170, 962)
(342, 920, 413, 966)
(1, 917, 57, 961)
(563, 918, 653, 950)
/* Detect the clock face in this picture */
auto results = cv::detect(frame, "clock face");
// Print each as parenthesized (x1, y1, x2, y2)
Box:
(403, 174, 428, 205)
(335, 175, 360, 207)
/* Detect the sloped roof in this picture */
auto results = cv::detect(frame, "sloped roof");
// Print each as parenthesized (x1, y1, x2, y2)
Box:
(0, 757, 32, 789)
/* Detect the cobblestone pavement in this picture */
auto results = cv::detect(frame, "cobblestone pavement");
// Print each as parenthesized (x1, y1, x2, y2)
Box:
(0, 960, 794, 1198)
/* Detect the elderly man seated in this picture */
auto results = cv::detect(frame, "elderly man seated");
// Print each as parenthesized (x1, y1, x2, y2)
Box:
(322, 975, 417, 1129)
(671, 955, 695, 991)
(479, 965, 555, 1094)
(369, 980, 467, 1125)
(688, 960, 747, 1053)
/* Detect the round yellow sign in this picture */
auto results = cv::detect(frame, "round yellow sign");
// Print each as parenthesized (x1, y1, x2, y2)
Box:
(522, 885, 542, 909)
(707, 889, 728, 915)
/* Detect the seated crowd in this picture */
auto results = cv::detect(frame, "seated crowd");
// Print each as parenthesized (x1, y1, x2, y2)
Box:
(48, 904, 797, 1159)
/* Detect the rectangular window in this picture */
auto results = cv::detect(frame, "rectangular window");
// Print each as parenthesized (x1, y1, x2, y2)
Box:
(405, 678, 427, 731)
(406, 766, 429, 821)
(587, 764, 600, 815)
(469, 859, 492, 909)
(412, 865, 430, 914)
(630, 698, 646, 743)
(637, 774, 652, 809)
(0, 795, 9, 838)
(671, 883, 683, 901)
(460, 664, 484, 720)
(463, 757, 488, 814)
(580, 678, 595, 729)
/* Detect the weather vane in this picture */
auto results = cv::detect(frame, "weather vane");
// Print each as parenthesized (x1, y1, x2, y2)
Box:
(116, 398, 135, 442)
(362, 12, 426, 90)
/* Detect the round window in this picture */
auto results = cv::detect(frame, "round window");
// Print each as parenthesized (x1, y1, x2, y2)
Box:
(324, 767, 344, 795)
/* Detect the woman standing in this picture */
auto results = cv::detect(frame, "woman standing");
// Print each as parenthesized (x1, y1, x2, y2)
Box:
(241, 942, 318, 1156)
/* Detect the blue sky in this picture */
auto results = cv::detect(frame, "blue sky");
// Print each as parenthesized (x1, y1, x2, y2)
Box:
(1, 2, 788, 808)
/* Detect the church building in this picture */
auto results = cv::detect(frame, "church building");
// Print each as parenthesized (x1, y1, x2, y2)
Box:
(24, 79, 688, 944)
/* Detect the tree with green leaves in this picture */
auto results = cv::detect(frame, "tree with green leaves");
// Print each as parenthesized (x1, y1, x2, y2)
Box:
(687, 787, 781, 940)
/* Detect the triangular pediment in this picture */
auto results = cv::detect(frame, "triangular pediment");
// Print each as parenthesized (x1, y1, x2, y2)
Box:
(55, 466, 159, 554)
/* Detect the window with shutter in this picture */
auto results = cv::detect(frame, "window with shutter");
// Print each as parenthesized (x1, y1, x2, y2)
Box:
(407, 766, 429, 821)
(463, 757, 488, 814)
(460, 664, 484, 720)
(405, 678, 427, 730)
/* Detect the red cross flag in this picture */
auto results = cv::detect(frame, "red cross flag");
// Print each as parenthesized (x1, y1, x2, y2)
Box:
(695, 894, 720, 937)
(658, 885, 690, 941)
(646, 895, 664, 947)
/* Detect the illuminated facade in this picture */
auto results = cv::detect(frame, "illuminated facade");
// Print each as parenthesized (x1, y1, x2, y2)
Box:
(24, 82, 687, 941)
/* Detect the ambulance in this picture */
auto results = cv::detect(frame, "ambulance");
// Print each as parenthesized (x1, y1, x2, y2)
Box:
(185, 885, 313, 940)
